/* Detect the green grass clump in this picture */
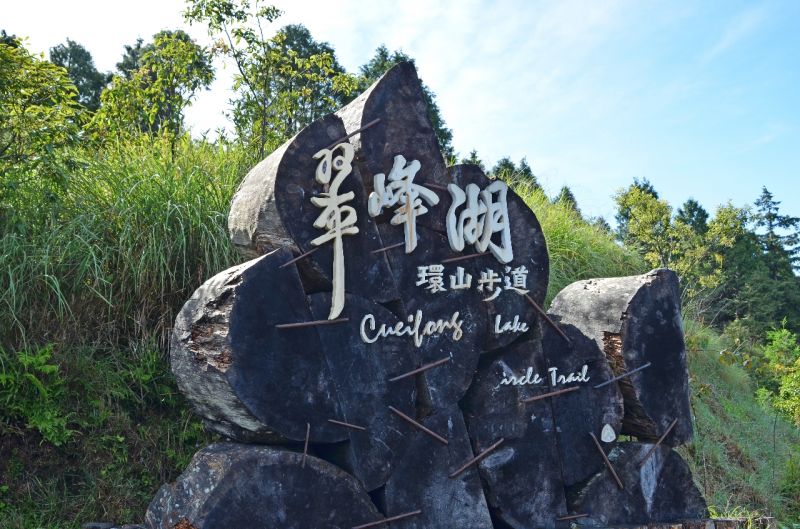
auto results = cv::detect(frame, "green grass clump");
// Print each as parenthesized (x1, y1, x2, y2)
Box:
(509, 176, 647, 302)
(680, 320, 800, 521)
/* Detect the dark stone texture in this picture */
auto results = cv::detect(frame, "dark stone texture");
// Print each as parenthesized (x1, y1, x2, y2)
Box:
(569, 442, 708, 526)
(144, 443, 382, 529)
(541, 322, 624, 486)
(171, 248, 345, 443)
(308, 292, 417, 491)
(462, 333, 568, 529)
(549, 269, 693, 446)
(385, 406, 493, 529)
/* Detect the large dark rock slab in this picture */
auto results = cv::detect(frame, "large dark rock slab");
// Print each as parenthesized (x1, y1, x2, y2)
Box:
(170, 248, 345, 443)
(144, 443, 383, 529)
(462, 334, 568, 529)
(569, 442, 708, 526)
(549, 269, 693, 445)
(384, 406, 493, 529)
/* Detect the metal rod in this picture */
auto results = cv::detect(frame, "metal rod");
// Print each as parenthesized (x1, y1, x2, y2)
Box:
(388, 406, 448, 445)
(351, 510, 422, 529)
(302, 422, 311, 468)
(593, 361, 652, 389)
(327, 419, 367, 432)
(449, 438, 505, 478)
(638, 418, 678, 466)
(524, 294, 572, 344)
(326, 118, 381, 150)
(276, 318, 349, 329)
(278, 247, 319, 269)
(388, 357, 450, 382)
(556, 513, 589, 521)
(589, 432, 624, 489)
(520, 385, 579, 403)
(441, 252, 489, 264)
(370, 242, 405, 254)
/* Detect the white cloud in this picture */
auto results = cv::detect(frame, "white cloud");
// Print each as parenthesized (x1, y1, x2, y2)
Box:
(701, 5, 768, 64)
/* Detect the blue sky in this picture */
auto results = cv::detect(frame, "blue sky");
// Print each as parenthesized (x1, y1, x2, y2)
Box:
(6, 0, 799, 224)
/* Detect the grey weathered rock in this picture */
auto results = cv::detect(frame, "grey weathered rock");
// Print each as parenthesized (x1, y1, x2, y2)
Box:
(569, 442, 708, 526)
(462, 333, 568, 529)
(144, 443, 383, 529)
(170, 248, 346, 443)
(384, 405, 494, 529)
(549, 269, 693, 445)
(540, 322, 624, 486)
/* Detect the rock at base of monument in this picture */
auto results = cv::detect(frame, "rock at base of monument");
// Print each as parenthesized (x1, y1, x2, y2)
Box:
(549, 268, 693, 446)
(384, 405, 493, 529)
(568, 442, 708, 526)
(540, 321, 624, 487)
(462, 334, 568, 529)
(144, 443, 382, 529)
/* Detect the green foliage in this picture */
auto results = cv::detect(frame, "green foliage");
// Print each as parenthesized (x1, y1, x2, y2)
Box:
(614, 185, 745, 304)
(0, 37, 83, 228)
(0, 135, 246, 349)
(0, 345, 72, 446)
(553, 185, 580, 216)
(91, 30, 213, 142)
(491, 156, 539, 188)
(49, 39, 110, 111)
(677, 198, 710, 235)
(358, 45, 454, 161)
(460, 149, 486, 171)
(680, 320, 800, 522)
(185, 0, 356, 159)
(510, 175, 646, 302)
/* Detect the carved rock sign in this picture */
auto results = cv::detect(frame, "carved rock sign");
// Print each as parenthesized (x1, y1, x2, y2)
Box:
(153, 63, 707, 529)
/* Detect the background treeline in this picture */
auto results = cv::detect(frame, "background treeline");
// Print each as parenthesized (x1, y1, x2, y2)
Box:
(0, 1, 798, 526)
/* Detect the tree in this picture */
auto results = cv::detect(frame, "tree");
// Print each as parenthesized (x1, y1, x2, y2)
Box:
(185, 0, 356, 159)
(0, 37, 82, 226)
(92, 30, 214, 143)
(491, 156, 516, 178)
(676, 198, 709, 235)
(116, 38, 147, 79)
(615, 177, 659, 241)
(358, 45, 454, 161)
(488, 156, 540, 188)
(49, 39, 110, 111)
(753, 187, 799, 275)
(554, 185, 581, 216)
(460, 149, 485, 171)
(1, 30, 18, 47)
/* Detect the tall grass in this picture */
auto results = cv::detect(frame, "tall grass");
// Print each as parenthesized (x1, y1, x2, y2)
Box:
(508, 176, 647, 302)
(681, 320, 800, 520)
(0, 136, 249, 350)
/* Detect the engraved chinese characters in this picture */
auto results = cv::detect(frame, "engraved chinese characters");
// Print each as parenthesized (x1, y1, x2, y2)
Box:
(368, 154, 439, 253)
(447, 181, 513, 264)
(310, 143, 360, 319)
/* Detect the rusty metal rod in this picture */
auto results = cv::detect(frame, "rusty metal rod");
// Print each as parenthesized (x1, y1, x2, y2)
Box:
(638, 417, 678, 466)
(524, 294, 571, 345)
(589, 431, 624, 489)
(276, 318, 349, 329)
(351, 510, 422, 529)
(441, 252, 489, 264)
(388, 357, 450, 382)
(370, 242, 405, 254)
(388, 406, 448, 445)
(326, 118, 381, 150)
(556, 513, 589, 521)
(302, 422, 311, 468)
(520, 385, 579, 403)
(327, 419, 367, 432)
(593, 361, 652, 389)
(449, 438, 505, 478)
(278, 247, 320, 269)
